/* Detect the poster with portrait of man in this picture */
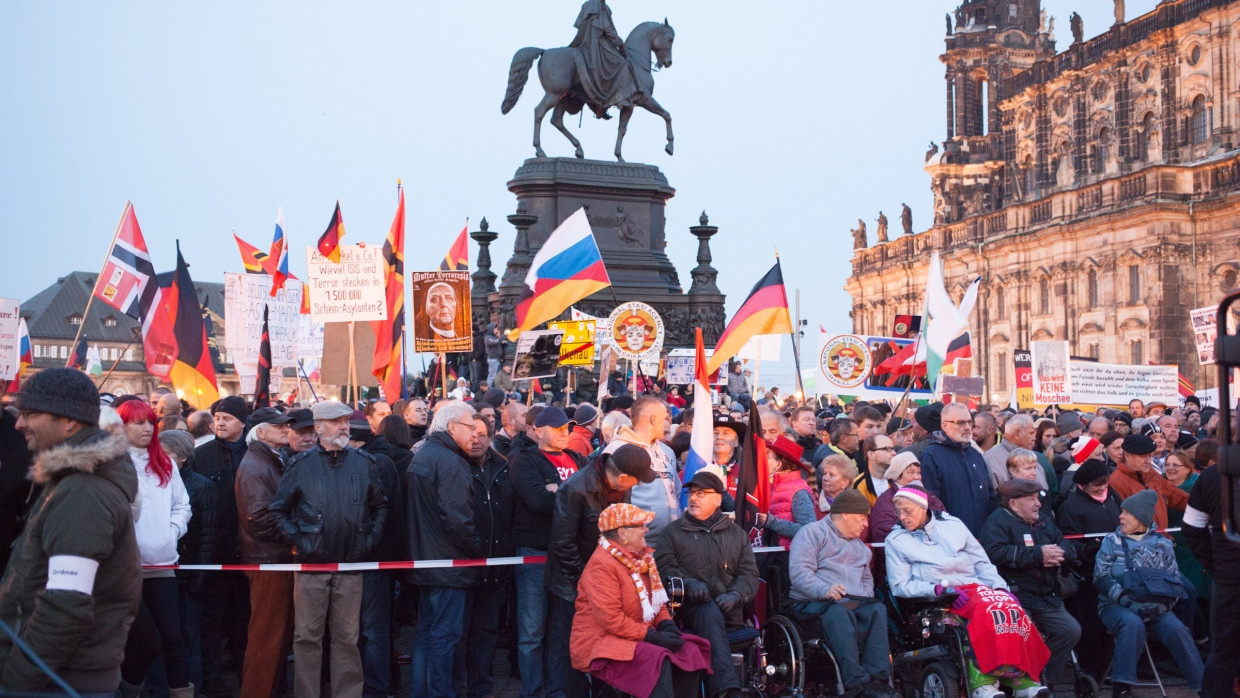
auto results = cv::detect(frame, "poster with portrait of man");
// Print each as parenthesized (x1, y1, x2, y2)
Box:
(411, 271, 472, 353)
(513, 329, 564, 380)
(607, 301, 664, 362)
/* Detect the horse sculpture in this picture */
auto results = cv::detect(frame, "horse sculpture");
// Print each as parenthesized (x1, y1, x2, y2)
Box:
(501, 20, 675, 162)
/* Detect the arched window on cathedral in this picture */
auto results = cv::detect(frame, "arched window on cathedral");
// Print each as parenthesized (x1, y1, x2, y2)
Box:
(1087, 269, 1099, 306)
(996, 287, 1006, 320)
(1131, 339, 1144, 365)
(1021, 155, 1036, 198)
(1139, 113, 1159, 161)
(1039, 278, 1050, 315)
(1095, 128, 1111, 174)
(1190, 96, 1209, 145)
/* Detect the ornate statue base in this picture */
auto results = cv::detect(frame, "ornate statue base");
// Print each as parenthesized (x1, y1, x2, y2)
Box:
(489, 157, 725, 347)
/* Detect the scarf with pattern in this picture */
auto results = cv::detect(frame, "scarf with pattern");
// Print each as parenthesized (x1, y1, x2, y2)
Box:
(599, 536, 668, 622)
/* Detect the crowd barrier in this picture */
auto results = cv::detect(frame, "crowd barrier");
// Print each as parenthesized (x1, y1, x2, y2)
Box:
(143, 528, 1181, 573)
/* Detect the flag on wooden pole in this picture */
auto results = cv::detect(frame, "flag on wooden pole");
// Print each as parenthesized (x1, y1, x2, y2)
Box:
(371, 185, 406, 401)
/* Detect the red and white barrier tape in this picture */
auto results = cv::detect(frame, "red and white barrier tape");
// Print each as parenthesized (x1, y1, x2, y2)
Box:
(143, 528, 1181, 572)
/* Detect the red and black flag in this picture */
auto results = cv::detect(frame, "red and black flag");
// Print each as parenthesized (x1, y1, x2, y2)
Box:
(370, 185, 406, 400)
(317, 201, 346, 263)
(67, 336, 88, 370)
(255, 305, 272, 408)
(733, 401, 771, 537)
(162, 242, 220, 408)
(439, 222, 469, 271)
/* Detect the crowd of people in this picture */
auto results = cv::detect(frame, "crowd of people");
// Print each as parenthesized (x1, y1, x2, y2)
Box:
(0, 365, 1237, 698)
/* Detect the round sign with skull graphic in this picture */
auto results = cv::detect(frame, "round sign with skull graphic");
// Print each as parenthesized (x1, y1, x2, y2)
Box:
(819, 335, 871, 390)
(607, 302, 664, 361)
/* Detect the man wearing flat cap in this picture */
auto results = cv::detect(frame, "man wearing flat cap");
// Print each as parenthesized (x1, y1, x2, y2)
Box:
(981, 479, 1080, 687)
(1108, 433, 1186, 530)
(656, 465, 759, 698)
(270, 400, 389, 698)
(788, 489, 898, 698)
(235, 406, 295, 698)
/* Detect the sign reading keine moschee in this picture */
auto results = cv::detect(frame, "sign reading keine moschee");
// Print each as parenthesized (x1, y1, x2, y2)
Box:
(815, 331, 933, 400)
(410, 271, 472, 354)
(304, 244, 387, 323)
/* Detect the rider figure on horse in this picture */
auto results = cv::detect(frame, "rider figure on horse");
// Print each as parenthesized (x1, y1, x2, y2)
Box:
(570, 0, 642, 119)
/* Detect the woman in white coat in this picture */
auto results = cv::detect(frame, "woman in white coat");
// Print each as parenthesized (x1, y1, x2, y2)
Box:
(117, 399, 193, 697)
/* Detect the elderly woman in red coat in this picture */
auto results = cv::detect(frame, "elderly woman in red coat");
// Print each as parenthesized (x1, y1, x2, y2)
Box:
(571, 503, 712, 698)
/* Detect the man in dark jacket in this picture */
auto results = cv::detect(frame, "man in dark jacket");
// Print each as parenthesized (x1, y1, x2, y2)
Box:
(194, 395, 251, 695)
(0, 368, 142, 695)
(0, 402, 33, 575)
(491, 402, 527, 457)
(461, 413, 514, 698)
(920, 402, 994, 537)
(903, 402, 942, 457)
(270, 401, 389, 698)
(1184, 460, 1240, 698)
(506, 405, 579, 698)
(348, 412, 406, 698)
(545, 443, 653, 696)
(235, 407, 295, 698)
(405, 401, 481, 698)
(981, 478, 1080, 685)
(656, 465, 760, 698)
(1054, 459, 1119, 679)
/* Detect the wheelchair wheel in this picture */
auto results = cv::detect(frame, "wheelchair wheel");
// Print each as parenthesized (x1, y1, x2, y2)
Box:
(916, 661, 960, 698)
(1073, 672, 1099, 698)
(759, 614, 805, 696)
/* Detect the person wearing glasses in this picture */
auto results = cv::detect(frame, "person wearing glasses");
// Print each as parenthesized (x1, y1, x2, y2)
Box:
(920, 402, 996, 537)
(853, 434, 897, 506)
(404, 401, 483, 698)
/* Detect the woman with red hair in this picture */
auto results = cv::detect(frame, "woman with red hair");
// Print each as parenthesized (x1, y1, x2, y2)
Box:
(116, 398, 194, 697)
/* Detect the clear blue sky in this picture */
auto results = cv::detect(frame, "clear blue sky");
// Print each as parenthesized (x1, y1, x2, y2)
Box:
(0, 1, 1156, 389)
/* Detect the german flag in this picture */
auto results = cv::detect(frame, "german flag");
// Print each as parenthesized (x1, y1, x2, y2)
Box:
(234, 233, 273, 274)
(439, 222, 469, 271)
(255, 305, 272, 408)
(163, 242, 220, 409)
(706, 261, 793, 375)
(317, 201, 346, 263)
(370, 186, 406, 401)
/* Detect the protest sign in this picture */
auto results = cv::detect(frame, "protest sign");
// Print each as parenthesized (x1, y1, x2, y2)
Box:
(320, 322, 378, 387)
(0, 299, 19, 381)
(1031, 340, 1072, 404)
(547, 320, 596, 366)
(1014, 349, 1034, 408)
(815, 331, 933, 400)
(223, 274, 307, 369)
(737, 335, 781, 362)
(304, 244, 387, 323)
(297, 314, 325, 362)
(410, 271, 472, 354)
(1190, 305, 1218, 365)
(1069, 361, 1179, 406)
(608, 302, 663, 361)
(664, 348, 723, 385)
(513, 330, 563, 380)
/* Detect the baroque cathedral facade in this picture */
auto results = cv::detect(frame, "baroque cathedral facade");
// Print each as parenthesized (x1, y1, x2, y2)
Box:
(846, 0, 1240, 401)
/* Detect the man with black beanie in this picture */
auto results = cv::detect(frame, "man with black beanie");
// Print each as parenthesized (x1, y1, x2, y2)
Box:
(195, 395, 251, 695)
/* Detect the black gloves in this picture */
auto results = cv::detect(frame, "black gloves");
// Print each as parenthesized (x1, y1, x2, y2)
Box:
(715, 591, 744, 613)
(682, 577, 711, 604)
(645, 627, 685, 651)
(656, 620, 681, 635)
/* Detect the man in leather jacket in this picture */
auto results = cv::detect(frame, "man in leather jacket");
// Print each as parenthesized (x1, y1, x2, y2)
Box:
(269, 401, 388, 698)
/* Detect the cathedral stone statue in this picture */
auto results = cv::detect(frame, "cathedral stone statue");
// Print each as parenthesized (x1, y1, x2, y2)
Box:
(1114, 0, 1125, 25)
(1070, 12, 1083, 44)
(946, 13, 953, 35)
(901, 203, 913, 236)
(501, 1, 677, 162)
(852, 219, 868, 250)
(876, 211, 889, 243)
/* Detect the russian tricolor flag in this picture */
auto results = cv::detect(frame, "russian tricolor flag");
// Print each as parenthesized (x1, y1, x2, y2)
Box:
(681, 327, 714, 507)
(507, 208, 611, 340)
(269, 206, 289, 297)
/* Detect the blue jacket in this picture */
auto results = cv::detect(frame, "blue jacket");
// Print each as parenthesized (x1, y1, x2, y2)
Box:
(885, 512, 1008, 598)
(1095, 526, 1184, 616)
(920, 431, 995, 537)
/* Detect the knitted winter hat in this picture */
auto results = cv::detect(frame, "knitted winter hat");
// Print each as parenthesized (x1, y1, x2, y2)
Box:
(16, 367, 101, 426)
(1121, 489, 1158, 528)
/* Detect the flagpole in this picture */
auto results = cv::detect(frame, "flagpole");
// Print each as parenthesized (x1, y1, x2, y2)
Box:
(297, 360, 321, 402)
(70, 202, 130, 358)
(96, 330, 142, 392)
(775, 251, 806, 400)
(348, 321, 358, 406)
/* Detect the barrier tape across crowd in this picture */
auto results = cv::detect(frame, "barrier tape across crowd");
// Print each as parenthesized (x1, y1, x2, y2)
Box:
(143, 528, 1181, 573)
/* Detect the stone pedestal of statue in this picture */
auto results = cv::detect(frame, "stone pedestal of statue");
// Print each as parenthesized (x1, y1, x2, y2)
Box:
(493, 157, 726, 347)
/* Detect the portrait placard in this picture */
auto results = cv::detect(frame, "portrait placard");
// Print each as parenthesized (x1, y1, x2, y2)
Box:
(513, 330, 564, 381)
(410, 271, 472, 354)
(607, 301, 663, 361)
